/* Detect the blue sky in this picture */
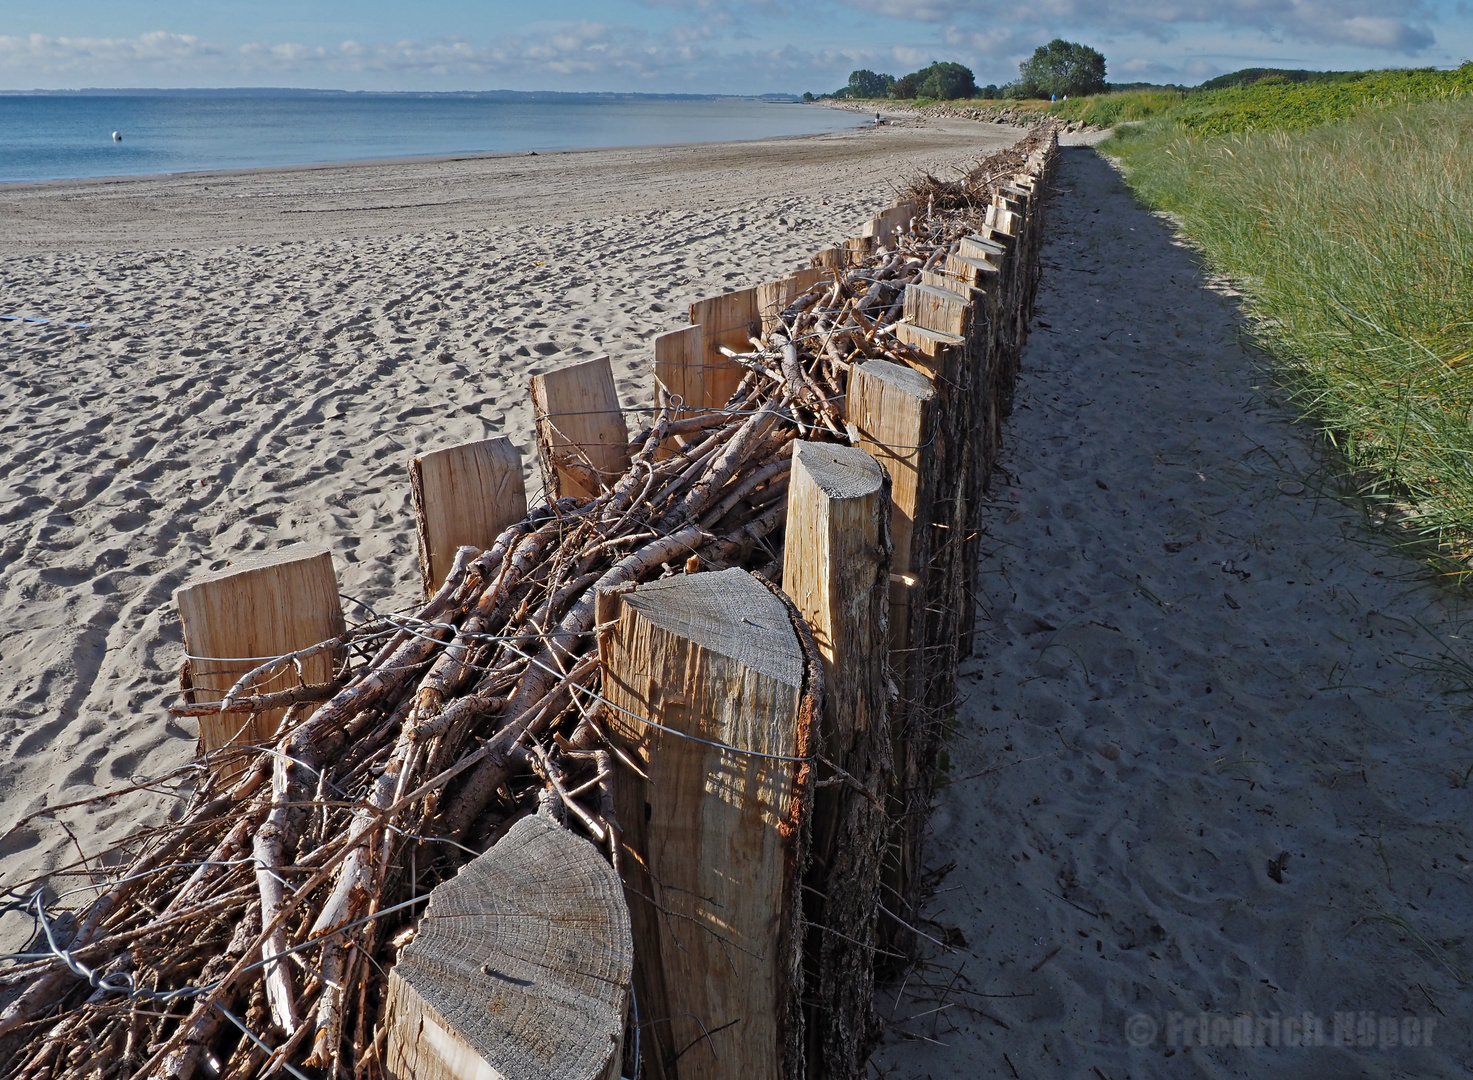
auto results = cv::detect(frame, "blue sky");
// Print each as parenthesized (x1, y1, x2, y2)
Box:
(3, 1, 1471, 93)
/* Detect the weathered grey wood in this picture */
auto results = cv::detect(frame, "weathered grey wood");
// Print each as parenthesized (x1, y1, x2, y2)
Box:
(902, 282, 972, 338)
(384, 814, 632, 1080)
(782, 443, 891, 1080)
(598, 568, 811, 1080)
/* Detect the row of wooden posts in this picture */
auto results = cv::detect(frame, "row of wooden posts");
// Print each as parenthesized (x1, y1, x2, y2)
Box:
(173, 133, 1056, 1080)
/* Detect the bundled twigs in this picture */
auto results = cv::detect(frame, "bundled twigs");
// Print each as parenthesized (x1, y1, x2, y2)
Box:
(0, 129, 1056, 1080)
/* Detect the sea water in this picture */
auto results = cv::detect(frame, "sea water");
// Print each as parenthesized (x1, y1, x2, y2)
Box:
(0, 90, 858, 184)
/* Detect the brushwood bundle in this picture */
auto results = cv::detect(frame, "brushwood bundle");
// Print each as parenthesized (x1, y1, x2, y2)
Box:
(0, 128, 1056, 1080)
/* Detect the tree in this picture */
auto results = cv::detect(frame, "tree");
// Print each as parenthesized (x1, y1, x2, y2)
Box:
(847, 69, 895, 99)
(1016, 39, 1107, 98)
(917, 61, 977, 100)
(891, 61, 977, 101)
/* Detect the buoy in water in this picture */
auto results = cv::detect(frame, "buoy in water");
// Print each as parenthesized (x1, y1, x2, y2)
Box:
(112, 131, 122, 142)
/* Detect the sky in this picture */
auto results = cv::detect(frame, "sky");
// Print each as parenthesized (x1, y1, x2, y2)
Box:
(2, 1, 1471, 94)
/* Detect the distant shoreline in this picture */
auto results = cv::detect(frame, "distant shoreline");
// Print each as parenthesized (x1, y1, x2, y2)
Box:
(1, 94, 857, 187)
(0, 87, 808, 102)
(0, 125, 870, 192)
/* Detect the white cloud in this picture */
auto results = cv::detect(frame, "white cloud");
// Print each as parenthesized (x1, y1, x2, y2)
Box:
(0, 31, 222, 77)
(845, 0, 1439, 52)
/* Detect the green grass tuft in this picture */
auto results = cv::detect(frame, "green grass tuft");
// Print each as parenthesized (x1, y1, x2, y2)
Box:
(1103, 98, 1473, 565)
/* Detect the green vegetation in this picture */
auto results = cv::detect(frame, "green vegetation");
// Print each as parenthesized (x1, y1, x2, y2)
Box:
(1162, 65, 1473, 136)
(833, 61, 977, 101)
(1105, 92, 1473, 560)
(1016, 39, 1107, 99)
(1040, 89, 1179, 125)
(846, 69, 894, 99)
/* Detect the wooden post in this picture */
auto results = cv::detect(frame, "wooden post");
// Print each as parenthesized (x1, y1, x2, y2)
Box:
(384, 813, 633, 1080)
(809, 246, 844, 270)
(531, 355, 631, 500)
(409, 437, 527, 597)
(898, 291, 991, 661)
(175, 545, 346, 775)
(756, 268, 827, 335)
(782, 442, 891, 1080)
(845, 359, 960, 969)
(688, 287, 760, 410)
(652, 323, 706, 416)
(597, 568, 812, 1080)
(862, 200, 919, 250)
(902, 282, 971, 339)
(845, 360, 937, 598)
(956, 234, 1006, 269)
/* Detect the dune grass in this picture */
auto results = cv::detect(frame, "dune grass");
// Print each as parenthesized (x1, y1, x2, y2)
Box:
(1040, 90, 1182, 126)
(1103, 98, 1473, 565)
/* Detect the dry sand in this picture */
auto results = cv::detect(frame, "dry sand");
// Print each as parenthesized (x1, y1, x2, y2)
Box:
(0, 118, 1019, 905)
(872, 146, 1473, 1077)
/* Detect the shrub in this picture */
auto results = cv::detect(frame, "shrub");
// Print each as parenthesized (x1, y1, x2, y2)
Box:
(892, 62, 977, 101)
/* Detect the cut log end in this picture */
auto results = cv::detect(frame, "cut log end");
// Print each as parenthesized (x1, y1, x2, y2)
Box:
(384, 814, 632, 1080)
(790, 441, 886, 502)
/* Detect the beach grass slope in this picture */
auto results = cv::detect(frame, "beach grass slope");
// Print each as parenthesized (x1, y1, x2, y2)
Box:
(1104, 92, 1473, 566)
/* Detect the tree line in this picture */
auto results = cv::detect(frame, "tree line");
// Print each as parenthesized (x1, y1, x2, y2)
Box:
(811, 40, 1107, 103)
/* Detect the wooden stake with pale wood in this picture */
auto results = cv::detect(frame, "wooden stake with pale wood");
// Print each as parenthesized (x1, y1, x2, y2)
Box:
(956, 234, 1006, 269)
(756, 267, 827, 334)
(946, 252, 1000, 285)
(383, 813, 633, 1080)
(843, 359, 948, 969)
(862, 200, 919, 249)
(845, 360, 936, 594)
(175, 545, 346, 776)
(409, 436, 527, 597)
(531, 355, 631, 500)
(652, 323, 706, 416)
(782, 442, 891, 1079)
(597, 569, 813, 1080)
(688, 287, 759, 410)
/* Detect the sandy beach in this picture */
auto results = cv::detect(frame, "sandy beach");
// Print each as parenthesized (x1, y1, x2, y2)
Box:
(0, 117, 1019, 903)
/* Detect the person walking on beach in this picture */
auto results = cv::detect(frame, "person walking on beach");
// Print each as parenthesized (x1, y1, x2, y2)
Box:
(874, 112, 882, 127)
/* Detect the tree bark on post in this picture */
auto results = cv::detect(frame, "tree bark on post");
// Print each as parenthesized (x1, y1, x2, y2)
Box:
(781, 442, 892, 1079)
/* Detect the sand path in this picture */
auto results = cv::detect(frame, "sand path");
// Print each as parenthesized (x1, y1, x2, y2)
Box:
(0, 119, 1018, 901)
(872, 147, 1473, 1078)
